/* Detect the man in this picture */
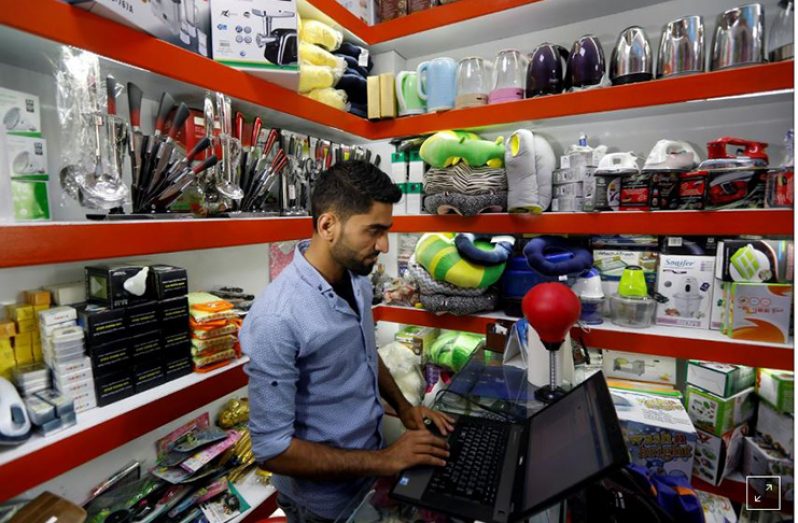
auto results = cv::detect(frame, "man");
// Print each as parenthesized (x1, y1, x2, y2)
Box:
(240, 160, 454, 521)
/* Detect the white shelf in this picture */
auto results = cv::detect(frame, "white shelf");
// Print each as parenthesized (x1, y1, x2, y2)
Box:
(232, 470, 277, 523)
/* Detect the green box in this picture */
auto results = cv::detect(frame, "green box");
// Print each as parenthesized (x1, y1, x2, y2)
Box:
(395, 325, 439, 356)
(686, 385, 757, 436)
(757, 368, 794, 415)
(11, 175, 49, 221)
(687, 360, 756, 398)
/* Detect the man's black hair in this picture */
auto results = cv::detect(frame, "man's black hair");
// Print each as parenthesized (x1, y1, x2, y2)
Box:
(310, 160, 401, 230)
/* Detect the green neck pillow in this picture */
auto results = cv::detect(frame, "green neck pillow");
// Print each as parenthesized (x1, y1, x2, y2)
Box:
(415, 232, 507, 289)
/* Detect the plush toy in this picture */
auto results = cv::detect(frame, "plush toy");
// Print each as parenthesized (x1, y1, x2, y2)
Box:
(299, 64, 342, 93)
(305, 87, 349, 111)
(415, 232, 507, 289)
(419, 130, 505, 169)
(299, 41, 346, 70)
(299, 19, 343, 51)
(505, 129, 556, 213)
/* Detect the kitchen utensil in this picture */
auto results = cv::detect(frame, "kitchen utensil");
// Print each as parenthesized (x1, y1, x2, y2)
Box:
(610, 26, 653, 85)
(611, 266, 655, 328)
(766, 129, 794, 208)
(240, 116, 263, 194)
(567, 35, 605, 89)
(143, 136, 212, 208)
(139, 92, 175, 205)
(769, 0, 794, 61)
(526, 43, 569, 97)
(416, 57, 457, 112)
(711, 4, 765, 70)
(455, 57, 490, 108)
(215, 94, 244, 201)
(573, 268, 605, 324)
(154, 155, 219, 210)
(127, 82, 144, 204)
(489, 49, 527, 104)
(657, 16, 705, 78)
(149, 103, 191, 193)
(395, 71, 426, 116)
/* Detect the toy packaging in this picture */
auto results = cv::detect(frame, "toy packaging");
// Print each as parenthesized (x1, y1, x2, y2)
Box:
(611, 389, 696, 479)
(655, 255, 716, 329)
(602, 350, 676, 385)
(685, 385, 756, 436)
(724, 283, 793, 343)
(687, 360, 755, 398)
(756, 401, 794, 459)
(696, 490, 738, 523)
(743, 436, 794, 503)
(693, 423, 748, 486)
(715, 240, 794, 284)
(757, 368, 794, 414)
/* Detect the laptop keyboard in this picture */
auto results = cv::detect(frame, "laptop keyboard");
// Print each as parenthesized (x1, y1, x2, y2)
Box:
(426, 418, 510, 505)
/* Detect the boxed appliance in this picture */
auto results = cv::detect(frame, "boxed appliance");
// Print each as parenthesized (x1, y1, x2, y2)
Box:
(725, 283, 793, 343)
(133, 358, 166, 393)
(602, 350, 676, 385)
(709, 280, 725, 330)
(88, 338, 131, 376)
(165, 354, 193, 380)
(655, 255, 716, 329)
(743, 436, 794, 503)
(210, 0, 299, 88)
(130, 330, 163, 361)
(693, 423, 749, 486)
(159, 296, 190, 332)
(395, 325, 440, 357)
(391, 152, 408, 215)
(696, 490, 738, 523)
(67, 0, 211, 57)
(757, 368, 794, 414)
(85, 263, 152, 309)
(0, 87, 41, 135)
(6, 135, 46, 177)
(610, 389, 696, 479)
(756, 401, 794, 458)
(148, 264, 188, 300)
(126, 301, 159, 335)
(11, 175, 50, 221)
(686, 385, 756, 436)
(94, 370, 134, 407)
(715, 240, 793, 284)
(78, 305, 126, 345)
(163, 329, 191, 354)
(687, 361, 755, 398)
(46, 282, 86, 306)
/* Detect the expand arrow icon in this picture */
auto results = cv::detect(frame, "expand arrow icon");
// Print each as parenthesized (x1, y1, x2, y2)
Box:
(766, 484, 774, 492)
(755, 495, 762, 503)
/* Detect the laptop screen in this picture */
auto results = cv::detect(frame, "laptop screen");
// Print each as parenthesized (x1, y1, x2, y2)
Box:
(520, 372, 626, 513)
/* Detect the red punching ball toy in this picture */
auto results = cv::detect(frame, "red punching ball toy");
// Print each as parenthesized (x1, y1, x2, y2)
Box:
(522, 282, 582, 403)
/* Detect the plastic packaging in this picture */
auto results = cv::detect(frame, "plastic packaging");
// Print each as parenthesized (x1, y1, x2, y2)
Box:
(299, 41, 346, 71)
(305, 88, 349, 111)
(299, 64, 344, 93)
(299, 19, 343, 51)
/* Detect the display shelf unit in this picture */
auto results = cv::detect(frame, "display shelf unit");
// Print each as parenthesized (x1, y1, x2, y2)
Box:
(231, 471, 278, 523)
(372, 306, 795, 371)
(0, 359, 249, 503)
(0, 209, 792, 268)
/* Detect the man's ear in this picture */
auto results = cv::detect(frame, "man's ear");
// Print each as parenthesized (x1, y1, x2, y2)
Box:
(317, 212, 338, 242)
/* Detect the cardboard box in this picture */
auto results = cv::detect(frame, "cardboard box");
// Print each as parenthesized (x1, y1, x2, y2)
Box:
(395, 325, 439, 357)
(163, 329, 191, 354)
(379, 73, 397, 119)
(408, 151, 424, 184)
(94, 370, 134, 407)
(131, 330, 162, 361)
(0, 340, 15, 378)
(0, 87, 41, 135)
(611, 389, 696, 479)
(165, 355, 193, 380)
(725, 283, 792, 343)
(757, 368, 794, 414)
(7, 135, 47, 177)
(693, 424, 749, 486)
(406, 182, 423, 214)
(70, 387, 98, 413)
(607, 380, 681, 398)
(68, 0, 210, 57)
(133, 358, 166, 393)
(6, 304, 34, 322)
(79, 305, 126, 345)
(126, 300, 159, 335)
(655, 255, 716, 329)
(39, 306, 77, 327)
(743, 436, 794, 503)
(709, 279, 725, 330)
(55, 376, 95, 401)
(24, 290, 51, 307)
(391, 152, 408, 216)
(47, 282, 86, 306)
(715, 240, 793, 283)
(696, 490, 738, 523)
(687, 361, 755, 398)
(159, 296, 189, 332)
(603, 350, 676, 385)
(0, 321, 15, 338)
(756, 401, 794, 458)
(148, 264, 188, 300)
(89, 337, 131, 377)
(11, 175, 50, 221)
(86, 263, 151, 309)
(686, 385, 756, 436)
(367, 75, 380, 120)
(15, 318, 35, 334)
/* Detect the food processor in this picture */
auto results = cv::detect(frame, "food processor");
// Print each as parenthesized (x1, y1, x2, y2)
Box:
(572, 268, 605, 324)
(672, 276, 704, 317)
(610, 266, 655, 327)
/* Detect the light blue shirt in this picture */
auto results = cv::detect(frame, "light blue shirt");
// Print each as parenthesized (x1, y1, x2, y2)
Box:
(240, 240, 384, 519)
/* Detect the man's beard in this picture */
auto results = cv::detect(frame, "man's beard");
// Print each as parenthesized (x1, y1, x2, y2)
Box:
(331, 238, 379, 276)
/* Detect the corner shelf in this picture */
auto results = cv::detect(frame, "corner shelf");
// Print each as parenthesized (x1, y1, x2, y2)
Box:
(372, 306, 794, 371)
(0, 359, 249, 503)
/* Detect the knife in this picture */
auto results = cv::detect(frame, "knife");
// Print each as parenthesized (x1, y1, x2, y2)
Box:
(126, 82, 144, 205)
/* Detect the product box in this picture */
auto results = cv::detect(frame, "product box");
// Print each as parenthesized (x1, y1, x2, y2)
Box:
(655, 255, 716, 329)
(133, 358, 166, 393)
(163, 329, 191, 355)
(391, 152, 408, 216)
(756, 401, 794, 458)
(165, 354, 193, 380)
(696, 490, 738, 523)
(210, 0, 298, 88)
(0, 87, 41, 135)
(592, 248, 658, 312)
(126, 300, 159, 335)
(53, 364, 93, 391)
(659, 236, 721, 256)
(78, 305, 126, 345)
(725, 283, 792, 343)
(743, 436, 794, 503)
(49, 355, 92, 377)
(693, 423, 748, 486)
(603, 350, 676, 385)
(686, 385, 756, 436)
(757, 368, 794, 414)
(0, 321, 15, 338)
(89, 337, 131, 376)
(9, 174, 50, 221)
(25, 290, 51, 307)
(687, 361, 755, 398)
(6, 304, 34, 322)
(148, 264, 189, 300)
(39, 306, 77, 327)
(7, 135, 47, 176)
(47, 282, 86, 306)
(396, 325, 439, 357)
(715, 240, 793, 284)
(94, 370, 134, 407)
(68, 0, 210, 57)
(69, 387, 98, 413)
(408, 151, 424, 184)
(379, 73, 396, 119)
(0, 341, 14, 379)
(611, 389, 696, 479)
(130, 330, 163, 361)
(709, 279, 725, 330)
(55, 376, 95, 401)
(607, 380, 681, 398)
(406, 182, 423, 214)
(159, 296, 190, 332)
(86, 263, 151, 309)
(367, 75, 380, 120)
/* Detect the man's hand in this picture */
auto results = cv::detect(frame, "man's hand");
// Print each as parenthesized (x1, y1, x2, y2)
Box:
(398, 404, 455, 436)
(378, 430, 450, 475)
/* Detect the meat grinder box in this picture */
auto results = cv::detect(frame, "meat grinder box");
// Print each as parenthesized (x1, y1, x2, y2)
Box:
(148, 264, 188, 300)
(687, 360, 755, 398)
(0, 87, 41, 135)
(126, 300, 159, 335)
(693, 423, 749, 486)
(130, 330, 163, 361)
(85, 263, 151, 309)
(756, 401, 794, 459)
(67, 0, 211, 57)
(743, 436, 794, 503)
(610, 389, 696, 479)
(133, 358, 166, 393)
(685, 385, 756, 436)
(655, 255, 716, 329)
(602, 350, 676, 385)
(715, 240, 793, 284)
(78, 304, 126, 345)
(89, 337, 131, 377)
(757, 368, 794, 415)
(725, 283, 793, 344)
(159, 296, 189, 332)
(94, 369, 134, 407)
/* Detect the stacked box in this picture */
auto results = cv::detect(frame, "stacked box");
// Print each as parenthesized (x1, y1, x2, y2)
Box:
(24, 389, 78, 437)
(756, 401, 794, 459)
(743, 436, 794, 503)
(188, 292, 237, 373)
(757, 368, 794, 414)
(687, 361, 755, 398)
(603, 350, 676, 385)
(723, 283, 793, 343)
(655, 255, 716, 329)
(685, 385, 756, 436)
(693, 423, 749, 486)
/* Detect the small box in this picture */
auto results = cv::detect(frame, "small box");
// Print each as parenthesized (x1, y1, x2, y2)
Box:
(24, 394, 56, 426)
(603, 350, 676, 385)
(164, 355, 193, 380)
(89, 338, 131, 376)
(131, 330, 162, 361)
(35, 389, 75, 417)
(24, 290, 51, 307)
(40, 319, 77, 339)
(163, 330, 191, 354)
(6, 304, 34, 322)
(757, 368, 794, 414)
(49, 356, 91, 377)
(39, 306, 77, 327)
(159, 297, 189, 332)
(7, 135, 47, 177)
(395, 325, 439, 357)
(16, 318, 35, 334)
(32, 305, 49, 319)
(0, 341, 15, 378)
(11, 175, 50, 221)
(685, 385, 756, 436)
(756, 401, 794, 458)
(693, 423, 749, 486)
(52, 363, 93, 388)
(611, 389, 696, 478)
(687, 361, 755, 398)
(406, 182, 423, 215)
(715, 239, 793, 283)
(148, 264, 188, 300)
(408, 150, 424, 184)
(379, 73, 397, 119)
(94, 370, 134, 407)
(726, 283, 792, 343)
(133, 359, 166, 393)
(0, 321, 15, 338)
(709, 279, 725, 330)
(696, 490, 738, 523)
(47, 282, 86, 306)
(126, 300, 159, 334)
(0, 87, 41, 135)
(85, 263, 152, 309)
(367, 76, 381, 120)
(655, 255, 716, 329)
(743, 436, 794, 503)
(78, 305, 126, 345)
(55, 377, 95, 400)
(70, 388, 98, 413)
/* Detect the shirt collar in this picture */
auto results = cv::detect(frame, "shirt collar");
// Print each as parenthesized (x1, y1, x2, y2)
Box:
(293, 240, 340, 295)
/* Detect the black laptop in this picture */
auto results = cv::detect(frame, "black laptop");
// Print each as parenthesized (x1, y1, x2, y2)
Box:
(391, 371, 629, 523)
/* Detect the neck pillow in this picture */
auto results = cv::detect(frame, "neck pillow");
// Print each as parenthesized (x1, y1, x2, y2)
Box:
(455, 234, 515, 266)
(424, 192, 507, 216)
(335, 55, 370, 78)
(336, 42, 373, 72)
(419, 130, 505, 169)
(407, 257, 489, 297)
(335, 72, 368, 105)
(415, 232, 507, 289)
(522, 236, 593, 277)
(299, 19, 343, 51)
(423, 164, 508, 196)
(505, 129, 556, 213)
(305, 87, 349, 111)
(299, 41, 346, 70)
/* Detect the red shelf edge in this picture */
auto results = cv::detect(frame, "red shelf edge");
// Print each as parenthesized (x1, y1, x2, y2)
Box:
(0, 363, 248, 503)
(241, 492, 279, 523)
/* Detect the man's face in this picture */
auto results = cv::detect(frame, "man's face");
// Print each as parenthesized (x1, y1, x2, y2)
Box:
(330, 202, 393, 276)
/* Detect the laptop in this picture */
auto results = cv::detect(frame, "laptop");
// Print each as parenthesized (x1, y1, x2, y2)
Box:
(391, 371, 629, 523)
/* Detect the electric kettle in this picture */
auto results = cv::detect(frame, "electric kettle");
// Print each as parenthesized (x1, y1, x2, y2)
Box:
(567, 35, 605, 89)
(610, 26, 653, 85)
(769, 0, 794, 61)
(657, 16, 705, 78)
(711, 4, 765, 70)
(455, 57, 491, 108)
(526, 43, 569, 96)
(489, 49, 528, 104)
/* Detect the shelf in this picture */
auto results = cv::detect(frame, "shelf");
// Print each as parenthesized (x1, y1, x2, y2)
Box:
(232, 471, 278, 523)
(0, 359, 249, 503)
(372, 306, 794, 370)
